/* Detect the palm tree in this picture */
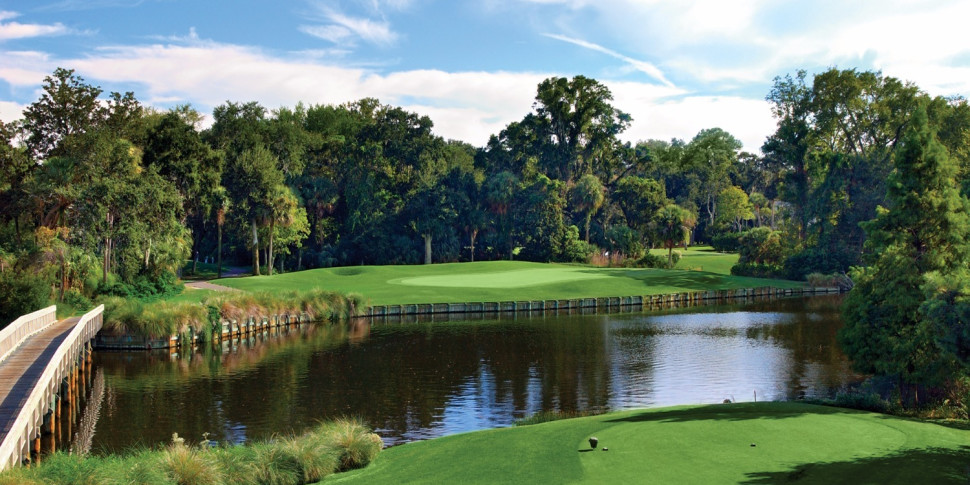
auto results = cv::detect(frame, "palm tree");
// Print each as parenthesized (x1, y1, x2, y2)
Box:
(656, 204, 691, 266)
(571, 174, 605, 242)
(267, 185, 298, 276)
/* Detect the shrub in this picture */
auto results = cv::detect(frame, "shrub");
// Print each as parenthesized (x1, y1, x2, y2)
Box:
(710, 232, 742, 252)
(806, 272, 854, 290)
(0, 270, 52, 328)
(630, 252, 671, 269)
(736, 227, 785, 265)
(731, 262, 785, 278)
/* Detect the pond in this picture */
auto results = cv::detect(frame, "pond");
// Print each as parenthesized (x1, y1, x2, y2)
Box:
(83, 294, 859, 453)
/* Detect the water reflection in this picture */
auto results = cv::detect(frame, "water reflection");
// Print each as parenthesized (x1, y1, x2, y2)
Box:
(87, 295, 859, 453)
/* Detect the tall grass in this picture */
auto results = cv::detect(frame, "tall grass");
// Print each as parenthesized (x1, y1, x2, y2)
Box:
(0, 418, 382, 485)
(101, 289, 366, 340)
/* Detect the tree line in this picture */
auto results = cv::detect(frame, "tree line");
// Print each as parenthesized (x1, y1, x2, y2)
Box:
(3, 66, 970, 403)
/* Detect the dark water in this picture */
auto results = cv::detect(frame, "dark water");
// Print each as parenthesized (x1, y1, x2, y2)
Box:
(86, 295, 859, 453)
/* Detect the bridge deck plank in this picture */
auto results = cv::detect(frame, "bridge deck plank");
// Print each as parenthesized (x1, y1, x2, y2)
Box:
(0, 317, 81, 440)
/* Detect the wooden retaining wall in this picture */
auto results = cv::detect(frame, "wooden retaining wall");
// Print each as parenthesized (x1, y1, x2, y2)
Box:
(365, 286, 841, 319)
(94, 312, 313, 352)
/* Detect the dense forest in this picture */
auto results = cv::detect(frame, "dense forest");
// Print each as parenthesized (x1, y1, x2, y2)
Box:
(2, 67, 969, 304)
(3, 67, 970, 399)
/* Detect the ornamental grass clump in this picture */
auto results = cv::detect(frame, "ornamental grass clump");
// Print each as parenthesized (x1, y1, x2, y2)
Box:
(0, 420, 383, 485)
(319, 418, 384, 471)
(161, 435, 222, 485)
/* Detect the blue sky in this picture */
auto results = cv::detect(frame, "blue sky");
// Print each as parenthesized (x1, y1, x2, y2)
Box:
(2, 0, 969, 152)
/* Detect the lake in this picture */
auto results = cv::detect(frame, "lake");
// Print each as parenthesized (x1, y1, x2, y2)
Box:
(83, 294, 859, 453)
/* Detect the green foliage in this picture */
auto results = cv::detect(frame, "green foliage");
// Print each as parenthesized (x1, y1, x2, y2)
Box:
(840, 107, 970, 389)
(604, 225, 644, 258)
(709, 232, 742, 252)
(730, 262, 784, 278)
(736, 227, 786, 266)
(0, 270, 52, 327)
(559, 225, 595, 263)
(715, 186, 754, 232)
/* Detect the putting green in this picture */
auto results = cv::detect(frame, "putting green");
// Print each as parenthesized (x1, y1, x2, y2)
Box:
(391, 267, 614, 288)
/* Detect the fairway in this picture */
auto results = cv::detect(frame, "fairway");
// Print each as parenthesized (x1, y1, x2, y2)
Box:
(214, 257, 802, 306)
(326, 402, 970, 484)
(392, 267, 614, 288)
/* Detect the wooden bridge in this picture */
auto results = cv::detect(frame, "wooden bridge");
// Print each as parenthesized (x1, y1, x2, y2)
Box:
(0, 305, 103, 470)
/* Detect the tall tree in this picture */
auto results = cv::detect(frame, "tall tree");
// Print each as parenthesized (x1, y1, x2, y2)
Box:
(839, 107, 970, 397)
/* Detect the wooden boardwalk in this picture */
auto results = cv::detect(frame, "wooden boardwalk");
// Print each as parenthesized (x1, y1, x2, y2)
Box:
(0, 317, 80, 444)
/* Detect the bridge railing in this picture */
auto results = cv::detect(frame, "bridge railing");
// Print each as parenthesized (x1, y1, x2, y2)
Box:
(0, 306, 57, 364)
(0, 305, 103, 470)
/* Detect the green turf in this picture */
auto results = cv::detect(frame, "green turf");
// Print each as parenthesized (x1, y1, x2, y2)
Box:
(161, 287, 218, 304)
(325, 402, 970, 484)
(214, 258, 800, 306)
(651, 245, 740, 275)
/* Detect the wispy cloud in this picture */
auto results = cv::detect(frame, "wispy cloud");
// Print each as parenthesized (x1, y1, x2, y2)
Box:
(0, 11, 71, 41)
(543, 33, 674, 87)
(301, 2, 399, 47)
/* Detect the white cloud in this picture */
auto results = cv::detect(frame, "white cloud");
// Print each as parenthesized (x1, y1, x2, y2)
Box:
(299, 24, 354, 44)
(0, 15, 70, 41)
(0, 33, 774, 152)
(614, 92, 776, 152)
(543, 33, 673, 87)
(0, 100, 26, 122)
(302, 2, 399, 47)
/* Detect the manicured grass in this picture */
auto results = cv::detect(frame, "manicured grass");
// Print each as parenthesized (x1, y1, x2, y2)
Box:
(215, 256, 797, 307)
(162, 287, 218, 304)
(650, 245, 740, 275)
(326, 402, 970, 484)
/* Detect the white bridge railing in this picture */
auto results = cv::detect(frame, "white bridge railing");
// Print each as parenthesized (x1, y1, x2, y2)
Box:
(0, 305, 103, 470)
(0, 306, 57, 364)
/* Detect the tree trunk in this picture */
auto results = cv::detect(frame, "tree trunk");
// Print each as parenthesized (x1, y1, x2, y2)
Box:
(667, 244, 673, 267)
(103, 238, 109, 285)
(297, 248, 302, 271)
(252, 220, 260, 276)
(217, 222, 223, 279)
(423, 234, 432, 264)
(469, 230, 478, 263)
(268, 219, 275, 276)
(193, 250, 198, 274)
(770, 200, 777, 230)
(584, 213, 592, 242)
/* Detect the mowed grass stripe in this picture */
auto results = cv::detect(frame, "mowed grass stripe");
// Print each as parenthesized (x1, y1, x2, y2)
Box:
(215, 259, 801, 306)
(325, 403, 970, 484)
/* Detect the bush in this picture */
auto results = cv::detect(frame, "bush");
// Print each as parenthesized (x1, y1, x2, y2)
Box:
(0, 270, 51, 328)
(806, 272, 854, 290)
(736, 227, 785, 265)
(558, 225, 596, 263)
(731, 262, 784, 278)
(710, 232, 742, 252)
(782, 247, 857, 281)
(630, 252, 671, 269)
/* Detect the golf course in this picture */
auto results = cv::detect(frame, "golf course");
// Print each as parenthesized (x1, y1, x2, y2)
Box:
(326, 402, 970, 484)
(211, 248, 801, 306)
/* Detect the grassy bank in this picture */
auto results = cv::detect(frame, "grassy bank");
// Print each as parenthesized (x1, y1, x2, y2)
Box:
(326, 402, 970, 484)
(215, 250, 797, 307)
(103, 289, 366, 339)
(0, 419, 381, 485)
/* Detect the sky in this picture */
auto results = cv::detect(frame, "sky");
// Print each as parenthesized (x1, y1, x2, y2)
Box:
(1, 0, 969, 153)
